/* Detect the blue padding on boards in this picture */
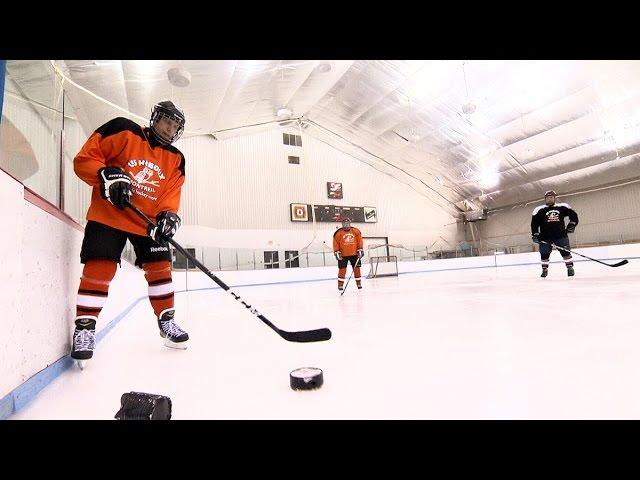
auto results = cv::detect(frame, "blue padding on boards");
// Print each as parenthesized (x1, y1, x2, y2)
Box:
(0, 295, 147, 420)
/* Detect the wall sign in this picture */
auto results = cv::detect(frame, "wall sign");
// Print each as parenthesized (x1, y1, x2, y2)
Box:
(364, 206, 377, 223)
(290, 203, 310, 222)
(327, 182, 343, 199)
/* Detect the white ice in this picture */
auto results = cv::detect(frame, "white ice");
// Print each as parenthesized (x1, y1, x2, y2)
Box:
(11, 260, 640, 419)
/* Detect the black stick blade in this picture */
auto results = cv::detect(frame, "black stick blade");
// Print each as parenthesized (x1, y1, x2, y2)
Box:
(279, 328, 332, 343)
(610, 259, 629, 267)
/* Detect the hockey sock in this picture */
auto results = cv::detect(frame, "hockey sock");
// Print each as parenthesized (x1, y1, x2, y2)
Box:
(563, 255, 574, 268)
(76, 259, 118, 319)
(338, 267, 347, 289)
(143, 260, 174, 318)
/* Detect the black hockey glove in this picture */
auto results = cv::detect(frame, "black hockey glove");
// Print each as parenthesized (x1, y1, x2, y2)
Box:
(334, 251, 342, 261)
(357, 249, 364, 259)
(98, 167, 131, 210)
(532, 233, 540, 244)
(148, 211, 181, 245)
(566, 222, 577, 234)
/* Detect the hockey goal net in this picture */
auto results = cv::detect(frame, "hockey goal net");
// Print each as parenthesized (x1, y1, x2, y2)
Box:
(366, 256, 399, 278)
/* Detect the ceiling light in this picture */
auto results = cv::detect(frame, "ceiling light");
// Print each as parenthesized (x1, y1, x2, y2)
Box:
(276, 107, 292, 119)
(479, 168, 499, 189)
(167, 68, 191, 88)
(135, 60, 163, 76)
(462, 102, 476, 115)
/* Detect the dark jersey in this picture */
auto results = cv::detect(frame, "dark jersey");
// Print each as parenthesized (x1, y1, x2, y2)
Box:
(531, 203, 579, 240)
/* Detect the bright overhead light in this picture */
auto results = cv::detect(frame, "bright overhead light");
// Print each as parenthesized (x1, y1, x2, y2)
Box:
(479, 168, 500, 189)
(134, 60, 163, 74)
(402, 61, 450, 102)
(607, 127, 637, 150)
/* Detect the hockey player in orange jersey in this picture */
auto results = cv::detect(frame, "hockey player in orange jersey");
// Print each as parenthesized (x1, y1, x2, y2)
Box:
(333, 218, 364, 292)
(70, 100, 189, 368)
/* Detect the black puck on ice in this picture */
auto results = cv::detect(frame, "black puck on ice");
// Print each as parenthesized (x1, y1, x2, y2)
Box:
(290, 367, 323, 390)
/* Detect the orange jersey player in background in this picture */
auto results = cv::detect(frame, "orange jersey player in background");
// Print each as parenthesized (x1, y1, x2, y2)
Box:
(333, 218, 364, 292)
(70, 100, 189, 368)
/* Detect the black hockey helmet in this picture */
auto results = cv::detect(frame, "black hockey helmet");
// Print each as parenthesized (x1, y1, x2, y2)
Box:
(150, 100, 186, 145)
(544, 190, 557, 197)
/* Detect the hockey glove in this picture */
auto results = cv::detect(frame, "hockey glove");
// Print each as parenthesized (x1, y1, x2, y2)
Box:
(357, 249, 364, 259)
(98, 167, 131, 210)
(334, 251, 342, 261)
(532, 232, 540, 244)
(148, 211, 181, 245)
(566, 222, 577, 234)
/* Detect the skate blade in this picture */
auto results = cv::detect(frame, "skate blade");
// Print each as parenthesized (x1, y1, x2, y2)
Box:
(76, 359, 86, 370)
(163, 338, 188, 350)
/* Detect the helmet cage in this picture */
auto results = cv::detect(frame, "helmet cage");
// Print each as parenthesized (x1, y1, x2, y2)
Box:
(150, 103, 185, 144)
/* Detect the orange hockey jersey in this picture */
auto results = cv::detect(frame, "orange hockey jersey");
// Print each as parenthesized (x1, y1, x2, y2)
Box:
(333, 227, 363, 257)
(74, 117, 186, 236)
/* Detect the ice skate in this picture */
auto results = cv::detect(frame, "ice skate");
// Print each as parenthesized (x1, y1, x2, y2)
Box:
(158, 309, 189, 349)
(71, 316, 97, 370)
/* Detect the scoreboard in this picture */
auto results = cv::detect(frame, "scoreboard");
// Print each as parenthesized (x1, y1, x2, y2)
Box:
(290, 203, 377, 223)
(314, 205, 365, 222)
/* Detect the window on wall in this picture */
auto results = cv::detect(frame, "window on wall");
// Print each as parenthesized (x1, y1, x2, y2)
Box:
(172, 247, 196, 269)
(264, 251, 279, 269)
(288, 156, 300, 165)
(283, 133, 302, 147)
(285, 251, 299, 268)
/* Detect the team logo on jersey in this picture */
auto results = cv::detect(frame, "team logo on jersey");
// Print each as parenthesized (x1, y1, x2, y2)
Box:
(132, 166, 160, 187)
(343, 233, 356, 244)
(127, 159, 166, 195)
(546, 210, 560, 222)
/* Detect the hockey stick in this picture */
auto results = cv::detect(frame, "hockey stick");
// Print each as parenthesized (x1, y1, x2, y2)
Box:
(340, 256, 362, 296)
(539, 240, 629, 268)
(125, 201, 331, 343)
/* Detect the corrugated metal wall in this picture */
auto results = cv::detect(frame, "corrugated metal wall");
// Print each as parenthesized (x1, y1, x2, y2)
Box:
(174, 127, 460, 246)
(477, 180, 640, 250)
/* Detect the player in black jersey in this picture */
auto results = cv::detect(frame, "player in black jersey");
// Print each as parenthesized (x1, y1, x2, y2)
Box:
(531, 190, 579, 278)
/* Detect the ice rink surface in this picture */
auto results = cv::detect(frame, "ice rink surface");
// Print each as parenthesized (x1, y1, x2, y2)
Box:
(11, 258, 640, 419)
